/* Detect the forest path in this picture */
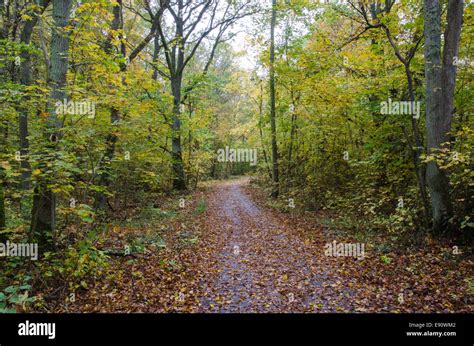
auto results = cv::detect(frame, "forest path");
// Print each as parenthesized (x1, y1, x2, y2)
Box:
(62, 178, 470, 313)
(197, 177, 356, 313)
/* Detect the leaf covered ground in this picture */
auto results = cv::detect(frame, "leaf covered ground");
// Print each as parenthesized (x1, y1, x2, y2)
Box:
(44, 178, 473, 313)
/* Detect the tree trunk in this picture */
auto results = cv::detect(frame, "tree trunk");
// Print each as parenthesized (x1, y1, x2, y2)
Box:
(424, 0, 464, 233)
(0, 183, 5, 242)
(441, 0, 464, 137)
(30, 0, 72, 247)
(171, 76, 186, 190)
(95, 108, 120, 209)
(0, 0, 7, 239)
(18, 1, 50, 217)
(0, 149, 6, 241)
(95, 0, 124, 210)
(257, 83, 272, 180)
(404, 65, 430, 228)
(269, 0, 279, 198)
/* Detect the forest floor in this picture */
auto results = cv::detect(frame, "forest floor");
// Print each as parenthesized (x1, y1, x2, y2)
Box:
(47, 177, 472, 313)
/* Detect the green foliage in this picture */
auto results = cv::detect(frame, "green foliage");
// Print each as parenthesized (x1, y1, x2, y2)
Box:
(0, 276, 36, 313)
(0, 0, 471, 313)
(380, 255, 393, 265)
(41, 232, 109, 291)
(193, 199, 207, 216)
(249, 0, 472, 238)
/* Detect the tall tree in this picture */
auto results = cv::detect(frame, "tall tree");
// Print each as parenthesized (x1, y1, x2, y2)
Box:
(95, 0, 168, 209)
(0, 176, 5, 240)
(0, 115, 5, 240)
(94, 0, 126, 210)
(0, 0, 6, 239)
(424, 0, 464, 233)
(269, 0, 279, 198)
(0, 0, 14, 238)
(346, 0, 429, 227)
(18, 0, 51, 215)
(30, 0, 72, 246)
(156, 0, 254, 190)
